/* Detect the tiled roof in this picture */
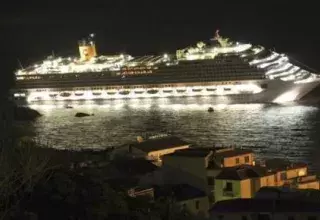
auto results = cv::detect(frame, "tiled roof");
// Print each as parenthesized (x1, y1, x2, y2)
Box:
(265, 158, 307, 172)
(210, 198, 320, 213)
(215, 165, 272, 180)
(130, 136, 189, 153)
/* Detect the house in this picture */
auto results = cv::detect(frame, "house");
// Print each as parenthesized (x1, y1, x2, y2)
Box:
(214, 159, 319, 203)
(210, 198, 320, 220)
(153, 184, 210, 218)
(214, 165, 276, 202)
(264, 158, 312, 187)
(128, 135, 190, 162)
(162, 147, 255, 204)
(214, 148, 254, 167)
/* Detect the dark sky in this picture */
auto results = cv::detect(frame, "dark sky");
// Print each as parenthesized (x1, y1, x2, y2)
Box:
(0, 0, 319, 91)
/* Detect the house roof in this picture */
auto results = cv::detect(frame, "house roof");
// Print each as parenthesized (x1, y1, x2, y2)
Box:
(153, 184, 206, 202)
(110, 158, 158, 177)
(265, 158, 307, 172)
(164, 148, 215, 158)
(215, 148, 253, 158)
(210, 198, 320, 213)
(215, 165, 273, 180)
(130, 136, 189, 153)
(164, 147, 251, 159)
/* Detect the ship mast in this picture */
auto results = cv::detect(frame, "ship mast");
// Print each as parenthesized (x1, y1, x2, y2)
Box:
(213, 29, 230, 47)
(17, 59, 24, 70)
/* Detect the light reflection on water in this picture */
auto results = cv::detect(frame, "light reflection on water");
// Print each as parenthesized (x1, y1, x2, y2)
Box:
(23, 97, 320, 171)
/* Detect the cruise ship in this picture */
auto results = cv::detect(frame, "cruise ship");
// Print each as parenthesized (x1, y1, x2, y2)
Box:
(12, 31, 320, 104)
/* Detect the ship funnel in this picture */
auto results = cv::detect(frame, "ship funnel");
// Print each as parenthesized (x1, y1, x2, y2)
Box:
(78, 34, 97, 61)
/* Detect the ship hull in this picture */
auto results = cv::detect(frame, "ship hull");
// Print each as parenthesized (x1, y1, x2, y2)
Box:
(11, 79, 320, 105)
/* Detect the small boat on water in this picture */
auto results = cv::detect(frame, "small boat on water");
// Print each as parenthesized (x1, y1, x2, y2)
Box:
(208, 107, 214, 112)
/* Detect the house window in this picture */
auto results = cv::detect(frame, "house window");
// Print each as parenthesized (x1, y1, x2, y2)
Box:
(288, 217, 294, 220)
(195, 200, 200, 210)
(225, 182, 232, 191)
(236, 158, 240, 164)
(308, 217, 317, 220)
(207, 177, 215, 186)
(245, 156, 250, 163)
(242, 216, 248, 220)
(217, 215, 224, 220)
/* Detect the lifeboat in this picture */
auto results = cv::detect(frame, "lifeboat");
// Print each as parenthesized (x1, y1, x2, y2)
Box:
(119, 90, 130, 95)
(74, 92, 84, 96)
(60, 92, 71, 97)
(49, 93, 58, 98)
(107, 91, 116, 95)
(147, 89, 158, 94)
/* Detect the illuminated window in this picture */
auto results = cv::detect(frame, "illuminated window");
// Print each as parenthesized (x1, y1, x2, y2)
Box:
(235, 158, 240, 164)
(245, 156, 250, 163)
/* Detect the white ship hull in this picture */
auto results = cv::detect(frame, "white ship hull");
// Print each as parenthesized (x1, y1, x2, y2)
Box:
(12, 79, 320, 105)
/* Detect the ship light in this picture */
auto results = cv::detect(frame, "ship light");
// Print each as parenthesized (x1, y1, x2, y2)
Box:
(273, 90, 299, 103)
(163, 53, 169, 59)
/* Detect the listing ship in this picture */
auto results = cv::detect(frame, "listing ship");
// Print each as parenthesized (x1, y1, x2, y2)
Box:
(12, 31, 320, 104)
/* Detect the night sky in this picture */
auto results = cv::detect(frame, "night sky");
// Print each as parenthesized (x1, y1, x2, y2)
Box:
(0, 1, 319, 92)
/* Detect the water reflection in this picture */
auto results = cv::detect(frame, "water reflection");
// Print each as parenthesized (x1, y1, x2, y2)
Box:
(25, 98, 320, 170)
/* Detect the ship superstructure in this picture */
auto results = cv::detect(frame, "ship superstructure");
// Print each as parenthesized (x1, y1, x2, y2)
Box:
(13, 30, 320, 104)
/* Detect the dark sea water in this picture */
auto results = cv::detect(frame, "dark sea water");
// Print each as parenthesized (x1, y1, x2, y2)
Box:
(18, 97, 320, 172)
